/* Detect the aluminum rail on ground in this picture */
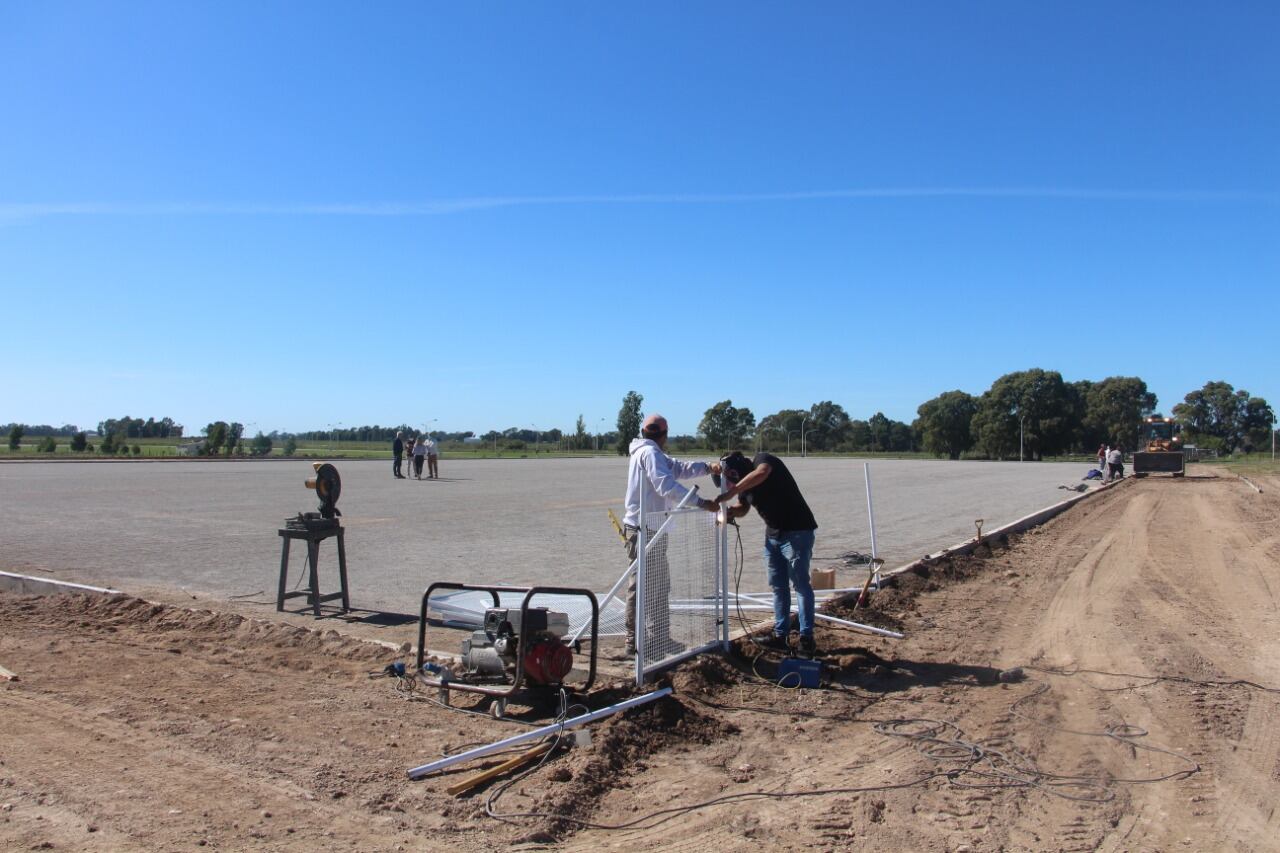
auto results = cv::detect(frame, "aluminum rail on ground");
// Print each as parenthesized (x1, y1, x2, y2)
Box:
(728, 591, 904, 639)
(406, 687, 673, 779)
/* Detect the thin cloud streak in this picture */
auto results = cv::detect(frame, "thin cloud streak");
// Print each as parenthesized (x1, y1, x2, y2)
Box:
(1, 187, 1276, 219)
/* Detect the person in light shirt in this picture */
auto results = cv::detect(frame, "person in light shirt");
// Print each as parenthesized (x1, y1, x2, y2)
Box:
(619, 414, 720, 658)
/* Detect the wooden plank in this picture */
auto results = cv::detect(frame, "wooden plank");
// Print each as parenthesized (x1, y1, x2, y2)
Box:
(446, 740, 553, 797)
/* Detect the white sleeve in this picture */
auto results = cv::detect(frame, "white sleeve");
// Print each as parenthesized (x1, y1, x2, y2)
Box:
(646, 451, 694, 503)
(668, 457, 711, 481)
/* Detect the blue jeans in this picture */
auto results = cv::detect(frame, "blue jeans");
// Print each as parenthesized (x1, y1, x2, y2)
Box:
(764, 529, 816, 637)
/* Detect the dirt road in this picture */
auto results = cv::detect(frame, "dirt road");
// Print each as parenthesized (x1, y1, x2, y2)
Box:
(2, 469, 1277, 851)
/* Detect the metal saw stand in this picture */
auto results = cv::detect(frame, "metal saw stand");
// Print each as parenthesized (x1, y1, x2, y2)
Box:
(276, 525, 350, 616)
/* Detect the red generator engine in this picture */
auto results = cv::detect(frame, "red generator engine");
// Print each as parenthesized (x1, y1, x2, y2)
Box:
(417, 583, 599, 719)
(462, 606, 574, 685)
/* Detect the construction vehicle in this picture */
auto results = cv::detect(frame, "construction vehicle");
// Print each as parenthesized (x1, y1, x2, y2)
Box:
(1132, 415, 1185, 477)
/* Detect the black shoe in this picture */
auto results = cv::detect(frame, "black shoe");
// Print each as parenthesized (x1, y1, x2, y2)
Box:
(798, 635, 817, 655)
(759, 634, 790, 652)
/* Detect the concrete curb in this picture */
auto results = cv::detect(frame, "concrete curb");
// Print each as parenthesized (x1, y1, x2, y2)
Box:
(874, 477, 1131, 583)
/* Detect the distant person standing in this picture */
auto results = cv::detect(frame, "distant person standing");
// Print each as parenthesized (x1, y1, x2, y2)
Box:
(392, 431, 405, 479)
(425, 435, 440, 479)
(1096, 444, 1107, 472)
(1107, 446, 1124, 481)
(412, 435, 427, 479)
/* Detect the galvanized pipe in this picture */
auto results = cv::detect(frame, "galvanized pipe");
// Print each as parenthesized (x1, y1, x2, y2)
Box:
(406, 687, 673, 779)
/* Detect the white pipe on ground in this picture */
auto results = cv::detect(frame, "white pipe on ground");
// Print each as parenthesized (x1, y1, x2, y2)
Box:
(406, 687, 673, 779)
(729, 592, 904, 639)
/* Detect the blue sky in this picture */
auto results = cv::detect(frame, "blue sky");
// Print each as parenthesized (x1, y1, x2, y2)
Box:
(2, 2, 1277, 436)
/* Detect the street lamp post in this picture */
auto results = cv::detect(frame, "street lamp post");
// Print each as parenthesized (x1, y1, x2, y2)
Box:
(801, 417, 811, 458)
(787, 429, 800, 455)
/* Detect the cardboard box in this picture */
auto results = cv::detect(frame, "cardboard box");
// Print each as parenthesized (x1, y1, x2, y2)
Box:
(811, 567, 836, 590)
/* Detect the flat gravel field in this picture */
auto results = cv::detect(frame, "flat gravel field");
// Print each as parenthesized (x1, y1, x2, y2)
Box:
(1, 456, 1092, 613)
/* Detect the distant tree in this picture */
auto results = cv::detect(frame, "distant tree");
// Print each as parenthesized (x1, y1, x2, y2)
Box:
(70, 431, 88, 452)
(250, 432, 273, 457)
(1241, 396, 1275, 451)
(617, 391, 643, 455)
(37, 435, 57, 453)
(971, 369, 1076, 460)
(226, 422, 244, 457)
(204, 422, 228, 456)
(804, 401, 852, 452)
(574, 415, 588, 450)
(698, 400, 756, 450)
(1082, 376, 1156, 449)
(915, 391, 978, 459)
(100, 432, 117, 455)
(756, 409, 807, 453)
(282, 436, 298, 457)
(1174, 381, 1272, 454)
(131, 444, 142, 456)
(7, 424, 23, 451)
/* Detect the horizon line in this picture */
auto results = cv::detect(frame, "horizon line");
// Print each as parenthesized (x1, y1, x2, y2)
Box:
(3, 186, 1278, 218)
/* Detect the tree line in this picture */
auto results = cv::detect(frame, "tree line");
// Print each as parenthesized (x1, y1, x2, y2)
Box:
(613, 372, 1275, 459)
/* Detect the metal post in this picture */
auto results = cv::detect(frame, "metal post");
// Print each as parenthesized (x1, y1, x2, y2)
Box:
(801, 417, 810, 457)
(864, 463, 878, 566)
(719, 471, 730, 650)
(634, 484, 647, 686)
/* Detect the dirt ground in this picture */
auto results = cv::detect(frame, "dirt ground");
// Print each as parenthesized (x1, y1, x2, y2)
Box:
(2, 468, 1278, 851)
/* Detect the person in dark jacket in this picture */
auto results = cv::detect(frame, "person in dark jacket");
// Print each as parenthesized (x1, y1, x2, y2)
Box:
(715, 451, 820, 654)
(392, 431, 405, 479)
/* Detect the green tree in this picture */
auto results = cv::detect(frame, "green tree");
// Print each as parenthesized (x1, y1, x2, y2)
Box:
(204, 422, 228, 456)
(1174, 381, 1272, 454)
(100, 432, 117, 454)
(251, 432, 273, 456)
(7, 424, 23, 451)
(131, 444, 142, 456)
(1241, 396, 1275, 451)
(698, 400, 756, 450)
(226, 422, 244, 457)
(70, 431, 88, 452)
(804, 401, 852, 452)
(616, 391, 643, 455)
(756, 409, 807, 453)
(37, 435, 57, 453)
(283, 436, 298, 457)
(971, 369, 1076, 460)
(1083, 376, 1157, 449)
(915, 390, 978, 459)
(573, 415, 588, 450)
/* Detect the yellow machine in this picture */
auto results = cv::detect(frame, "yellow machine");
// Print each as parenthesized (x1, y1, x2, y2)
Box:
(1132, 415, 1185, 477)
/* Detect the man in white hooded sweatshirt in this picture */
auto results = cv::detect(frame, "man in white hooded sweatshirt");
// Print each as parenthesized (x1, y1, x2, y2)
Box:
(621, 414, 721, 657)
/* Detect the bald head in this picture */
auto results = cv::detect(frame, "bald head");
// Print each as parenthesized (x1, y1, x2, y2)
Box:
(641, 414, 668, 445)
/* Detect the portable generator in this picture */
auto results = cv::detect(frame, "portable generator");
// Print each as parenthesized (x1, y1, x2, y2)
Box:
(417, 583, 598, 719)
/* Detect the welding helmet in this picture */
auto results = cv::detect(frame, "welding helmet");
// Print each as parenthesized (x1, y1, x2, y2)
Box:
(719, 451, 754, 484)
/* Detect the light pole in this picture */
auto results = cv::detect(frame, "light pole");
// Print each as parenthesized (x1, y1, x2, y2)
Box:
(1019, 415, 1026, 462)
(787, 429, 800, 455)
(531, 424, 538, 454)
(801, 417, 811, 458)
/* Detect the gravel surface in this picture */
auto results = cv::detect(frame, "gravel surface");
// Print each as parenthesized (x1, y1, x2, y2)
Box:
(1, 456, 1094, 613)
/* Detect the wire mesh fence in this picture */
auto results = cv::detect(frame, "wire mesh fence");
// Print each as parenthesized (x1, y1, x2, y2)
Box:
(637, 502, 724, 679)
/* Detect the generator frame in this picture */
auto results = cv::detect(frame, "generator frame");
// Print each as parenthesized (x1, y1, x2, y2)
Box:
(416, 582, 599, 718)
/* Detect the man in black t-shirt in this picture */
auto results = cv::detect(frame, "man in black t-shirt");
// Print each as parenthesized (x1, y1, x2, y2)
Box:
(715, 451, 820, 654)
